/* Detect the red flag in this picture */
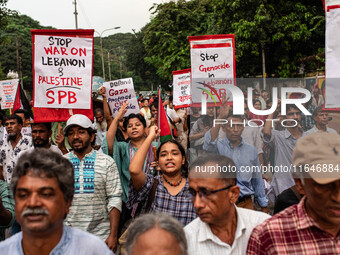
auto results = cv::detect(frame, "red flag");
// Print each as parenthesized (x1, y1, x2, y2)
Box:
(13, 81, 33, 119)
(157, 90, 172, 142)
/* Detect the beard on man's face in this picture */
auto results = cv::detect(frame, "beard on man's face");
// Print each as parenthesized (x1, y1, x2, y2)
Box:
(33, 138, 49, 148)
(71, 138, 91, 153)
(7, 132, 18, 140)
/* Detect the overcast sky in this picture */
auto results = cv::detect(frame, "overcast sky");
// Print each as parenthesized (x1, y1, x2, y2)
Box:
(6, 0, 169, 36)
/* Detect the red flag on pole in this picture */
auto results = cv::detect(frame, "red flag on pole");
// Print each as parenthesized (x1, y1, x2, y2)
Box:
(13, 81, 33, 119)
(157, 89, 172, 142)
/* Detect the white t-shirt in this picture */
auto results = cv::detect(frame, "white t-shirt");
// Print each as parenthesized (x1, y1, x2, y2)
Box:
(16, 145, 63, 163)
(166, 106, 180, 122)
(184, 206, 270, 255)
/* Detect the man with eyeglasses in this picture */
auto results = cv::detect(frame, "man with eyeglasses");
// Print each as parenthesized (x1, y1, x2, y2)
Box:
(184, 154, 270, 255)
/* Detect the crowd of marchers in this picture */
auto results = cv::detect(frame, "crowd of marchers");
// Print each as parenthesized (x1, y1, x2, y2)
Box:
(0, 85, 338, 255)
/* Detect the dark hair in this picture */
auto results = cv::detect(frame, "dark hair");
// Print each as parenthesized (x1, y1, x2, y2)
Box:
(312, 106, 326, 118)
(150, 100, 158, 110)
(14, 109, 30, 120)
(94, 108, 104, 115)
(123, 113, 147, 130)
(189, 153, 237, 185)
(285, 104, 300, 115)
(4, 114, 23, 126)
(156, 140, 188, 177)
(31, 122, 52, 131)
(226, 109, 245, 121)
(142, 99, 149, 103)
(253, 99, 261, 106)
(11, 148, 75, 203)
(0, 112, 4, 124)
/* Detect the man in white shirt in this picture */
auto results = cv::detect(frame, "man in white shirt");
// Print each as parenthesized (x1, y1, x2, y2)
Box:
(16, 123, 63, 161)
(306, 106, 337, 135)
(311, 86, 324, 108)
(166, 96, 181, 123)
(185, 154, 270, 255)
(63, 114, 122, 252)
(0, 115, 32, 183)
(14, 109, 32, 136)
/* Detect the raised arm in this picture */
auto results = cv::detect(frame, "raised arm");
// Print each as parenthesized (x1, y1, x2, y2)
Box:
(210, 97, 230, 142)
(262, 112, 274, 139)
(183, 108, 188, 132)
(129, 126, 160, 191)
(106, 102, 128, 155)
(99, 86, 114, 127)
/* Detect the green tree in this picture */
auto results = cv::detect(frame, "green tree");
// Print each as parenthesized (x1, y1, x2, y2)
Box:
(0, 13, 53, 93)
(0, 63, 6, 80)
(126, 26, 167, 91)
(143, 0, 214, 80)
(0, 0, 14, 42)
(142, 0, 324, 79)
(209, 0, 325, 77)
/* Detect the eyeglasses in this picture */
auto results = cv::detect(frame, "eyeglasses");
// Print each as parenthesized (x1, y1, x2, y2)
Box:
(188, 184, 234, 202)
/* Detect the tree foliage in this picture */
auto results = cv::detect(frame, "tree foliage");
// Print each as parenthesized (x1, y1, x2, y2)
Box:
(142, 0, 325, 79)
(125, 25, 168, 91)
(143, 0, 214, 80)
(0, 0, 14, 42)
(211, 0, 325, 77)
(0, 13, 53, 92)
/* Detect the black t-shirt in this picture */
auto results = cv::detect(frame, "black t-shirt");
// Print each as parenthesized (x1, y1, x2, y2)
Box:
(274, 187, 302, 214)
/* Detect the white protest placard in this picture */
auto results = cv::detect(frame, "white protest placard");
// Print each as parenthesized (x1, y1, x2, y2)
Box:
(189, 35, 235, 79)
(32, 30, 93, 109)
(0, 79, 19, 109)
(325, 3, 340, 109)
(173, 69, 191, 109)
(188, 35, 236, 106)
(103, 78, 140, 117)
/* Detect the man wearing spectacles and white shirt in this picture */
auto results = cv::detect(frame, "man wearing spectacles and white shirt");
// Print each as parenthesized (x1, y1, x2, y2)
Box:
(184, 154, 270, 255)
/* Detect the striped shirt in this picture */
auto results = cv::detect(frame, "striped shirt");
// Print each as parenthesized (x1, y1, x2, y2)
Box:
(247, 196, 340, 254)
(64, 150, 122, 241)
(184, 206, 270, 255)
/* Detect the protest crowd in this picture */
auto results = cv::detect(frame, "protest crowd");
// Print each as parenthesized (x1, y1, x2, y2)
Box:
(0, 83, 337, 255)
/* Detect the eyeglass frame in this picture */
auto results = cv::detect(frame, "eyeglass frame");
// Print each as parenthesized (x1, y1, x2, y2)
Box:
(188, 184, 234, 201)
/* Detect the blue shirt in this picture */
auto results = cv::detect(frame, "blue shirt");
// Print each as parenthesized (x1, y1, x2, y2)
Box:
(262, 129, 305, 198)
(203, 130, 268, 207)
(0, 225, 113, 255)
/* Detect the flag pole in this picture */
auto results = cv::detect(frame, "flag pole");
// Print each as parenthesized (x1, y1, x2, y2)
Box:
(157, 89, 161, 147)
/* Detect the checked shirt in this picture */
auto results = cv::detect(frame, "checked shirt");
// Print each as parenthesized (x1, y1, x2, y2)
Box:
(247, 196, 340, 254)
(127, 174, 197, 226)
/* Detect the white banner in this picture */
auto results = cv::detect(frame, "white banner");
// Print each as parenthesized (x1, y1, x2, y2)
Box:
(189, 35, 236, 106)
(0, 79, 19, 109)
(33, 34, 93, 109)
(325, 4, 340, 108)
(104, 78, 140, 117)
(189, 36, 235, 79)
(173, 69, 191, 108)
